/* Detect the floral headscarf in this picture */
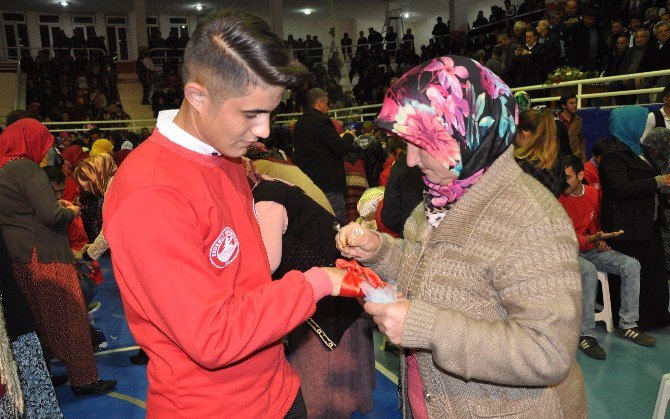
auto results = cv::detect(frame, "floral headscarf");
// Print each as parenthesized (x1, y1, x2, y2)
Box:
(375, 56, 517, 226)
(89, 139, 114, 157)
(73, 153, 117, 196)
(0, 119, 54, 170)
(609, 106, 647, 156)
(642, 127, 670, 174)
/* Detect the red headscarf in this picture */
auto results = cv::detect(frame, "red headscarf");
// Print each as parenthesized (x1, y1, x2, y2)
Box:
(61, 145, 87, 167)
(0, 119, 54, 169)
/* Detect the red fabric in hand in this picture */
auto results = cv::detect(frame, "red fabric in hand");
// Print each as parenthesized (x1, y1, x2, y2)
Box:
(335, 259, 385, 297)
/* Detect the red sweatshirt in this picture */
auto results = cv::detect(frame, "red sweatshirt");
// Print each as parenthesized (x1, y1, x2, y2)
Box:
(583, 160, 600, 192)
(558, 184, 600, 252)
(104, 131, 321, 418)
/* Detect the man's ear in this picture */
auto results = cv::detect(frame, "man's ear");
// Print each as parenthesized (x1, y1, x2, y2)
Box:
(578, 171, 585, 181)
(183, 82, 209, 114)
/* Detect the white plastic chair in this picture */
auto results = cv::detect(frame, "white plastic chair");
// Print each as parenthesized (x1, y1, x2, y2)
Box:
(594, 271, 614, 332)
(653, 373, 670, 419)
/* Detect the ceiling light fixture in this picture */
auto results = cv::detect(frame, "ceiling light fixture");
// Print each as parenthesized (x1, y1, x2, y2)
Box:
(195, 4, 203, 11)
(403, 12, 409, 19)
(303, 9, 311, 15)
(60, 1, 68, 6)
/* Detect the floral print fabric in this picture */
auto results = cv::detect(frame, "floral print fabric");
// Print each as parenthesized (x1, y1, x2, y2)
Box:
(375, 56, 517, 219)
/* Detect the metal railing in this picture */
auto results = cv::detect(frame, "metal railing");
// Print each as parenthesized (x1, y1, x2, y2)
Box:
(0, 47, 107, 62)
(42, 119, 156, 134)
(34, 69, 670, 134)
(509, 68, 670, 109)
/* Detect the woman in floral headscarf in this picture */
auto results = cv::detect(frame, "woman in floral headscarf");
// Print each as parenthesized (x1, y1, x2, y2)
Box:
(336, 56, 586, 418)
(73, 153, 118, 262)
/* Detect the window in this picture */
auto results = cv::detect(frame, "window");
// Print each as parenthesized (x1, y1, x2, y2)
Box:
(3, 13, 25, 22)
(106, 16, 127, 25)
(38, 14, 61, 49)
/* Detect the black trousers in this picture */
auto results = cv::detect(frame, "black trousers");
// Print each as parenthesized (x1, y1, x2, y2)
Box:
(284, 389, 307, 419)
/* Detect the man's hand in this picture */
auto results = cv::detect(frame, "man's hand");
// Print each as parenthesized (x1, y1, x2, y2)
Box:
(66, 204, 81, 218)
(663, 174, 670, 186)
(342, 129, 356, 138)
(594, 240, 611, 253)
(364, 298, 410, 345)
(592, 230, 624, 242)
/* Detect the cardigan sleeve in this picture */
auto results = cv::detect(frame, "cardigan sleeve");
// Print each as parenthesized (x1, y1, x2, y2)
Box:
(22, 164, 75, 228)
(400, 217, 581, 387)
(104, 186, 318, 369)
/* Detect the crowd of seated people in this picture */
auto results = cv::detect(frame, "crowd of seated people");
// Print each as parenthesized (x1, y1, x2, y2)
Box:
(278, 0, 668, 107)
(21, 39, 128, 126)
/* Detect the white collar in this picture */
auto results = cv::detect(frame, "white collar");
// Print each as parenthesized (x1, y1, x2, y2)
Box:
(568, 183, 586, 198)
(156, 109, 221, 156)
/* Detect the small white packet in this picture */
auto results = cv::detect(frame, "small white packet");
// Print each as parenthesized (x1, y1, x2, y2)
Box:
(360, 281, 397, 303)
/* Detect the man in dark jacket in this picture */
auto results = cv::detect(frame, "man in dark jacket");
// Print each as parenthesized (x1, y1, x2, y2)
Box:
(292, 88, 355, 225)
(566, 9, 607, 71)
(510, 29, 545, 87)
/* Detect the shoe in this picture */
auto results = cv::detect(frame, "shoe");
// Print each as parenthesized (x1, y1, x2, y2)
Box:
(129, 349, 149, 365)
(615, 327, 657, 346)
(87, 301, 101, 314)
(51, 375, 68, 387)
(92, 328, 108, 351)
(579, 336, 607, 360)
(71, 379, 117, 397)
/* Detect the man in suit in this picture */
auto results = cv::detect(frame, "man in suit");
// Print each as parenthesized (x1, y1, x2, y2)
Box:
(566, 9, 607, 71)
(292, 88, 355, 225)
(639, 20, 670, 101)
(510, 28, 545, 87)
(536, 19, 562, 79)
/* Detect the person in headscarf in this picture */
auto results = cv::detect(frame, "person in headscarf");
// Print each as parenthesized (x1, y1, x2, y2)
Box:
(60, 144, 87, 202)
(73, 154, 118, 262)
(88, 138, 114, 157)
(335, 56, 586, 418)
(113, 140, 134, 167)
(600, 107, 670, 330)
(642, 127, 670, 271)
(0, 119, 116, 396)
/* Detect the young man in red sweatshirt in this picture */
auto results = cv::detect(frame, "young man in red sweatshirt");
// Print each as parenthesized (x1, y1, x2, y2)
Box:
(103, 10, 347, 418)
(558, 155, 656, 361)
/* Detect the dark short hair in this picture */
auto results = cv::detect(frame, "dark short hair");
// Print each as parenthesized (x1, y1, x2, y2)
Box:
(559, 94, 577, 107)
(182, 9, 311, 104)
(563, 154, 584, 174)
(492, 45, 504, 57)
(305, 88, 328, 109)
(584, 9, 598, 18)
(663, 85, 670, 98)
(592, 137, 615, 157)
(43, 166, 65, 184)
(526, 28, 539, 37)
(6, 110, 40, 127)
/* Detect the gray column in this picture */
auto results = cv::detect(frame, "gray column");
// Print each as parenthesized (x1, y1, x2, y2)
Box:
(134, 0, 148, 52)
(269, 0, 283, 39)
(448, 0, 469, 32)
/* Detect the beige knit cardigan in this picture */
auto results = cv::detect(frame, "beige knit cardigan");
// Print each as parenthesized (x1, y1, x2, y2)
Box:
(362, 148, 587, 418)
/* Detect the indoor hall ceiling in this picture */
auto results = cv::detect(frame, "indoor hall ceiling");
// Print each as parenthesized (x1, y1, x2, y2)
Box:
(1, 0, 450, 21)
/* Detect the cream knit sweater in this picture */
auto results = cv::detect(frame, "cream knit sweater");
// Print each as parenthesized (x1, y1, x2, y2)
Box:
(362, 148, 587, 418)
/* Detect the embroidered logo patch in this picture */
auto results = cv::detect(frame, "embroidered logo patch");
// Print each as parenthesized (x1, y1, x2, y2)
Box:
(210, 227, 239, 269)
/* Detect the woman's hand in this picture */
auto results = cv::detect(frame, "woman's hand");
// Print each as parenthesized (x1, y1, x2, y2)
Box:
(66, 204, 81, 218)
(320, 267, 347, 296)
(335, 222, 381, 259)
(364, 298, 410, 345)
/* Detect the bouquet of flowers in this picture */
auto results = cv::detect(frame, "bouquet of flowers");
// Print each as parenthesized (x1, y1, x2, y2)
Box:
(544, 66, 597, 85)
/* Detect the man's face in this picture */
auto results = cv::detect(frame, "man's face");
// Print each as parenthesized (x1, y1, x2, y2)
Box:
(635, 30, 649, 47)
(564, 98, 578, 114)
(563, 166, 583, 195)
(656, 24, 670, 44)
(584, 16, 596, 27)
(526, 31, 537, 46)
(141, 128, 149, 137)
(197, 84, 284, 158)
(616, 36, 629, 52)
(314, 98, 330, 114)
(630, 19, 642, 30)
(537, 22, 548, 36)
(61, 160, 73, 178)
(664, 93, 670, 109)
(550, 14, 561, 26)
(61, 137, 72, 148)
(566, 1, 578, 16)
(611, 22, 623, 35)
